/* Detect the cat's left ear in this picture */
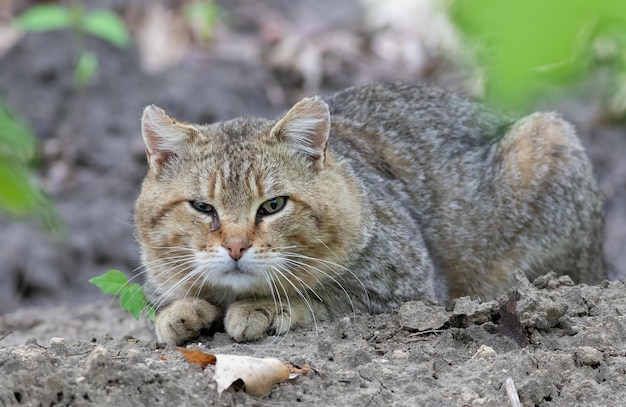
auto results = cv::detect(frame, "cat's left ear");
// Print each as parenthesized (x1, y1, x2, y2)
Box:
(270, 96, 330, 169)
(141, 105, 196, 171)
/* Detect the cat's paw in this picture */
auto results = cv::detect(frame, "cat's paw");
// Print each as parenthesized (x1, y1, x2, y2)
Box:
(224, 301, 291, 342)
(155, 298, 220, 345)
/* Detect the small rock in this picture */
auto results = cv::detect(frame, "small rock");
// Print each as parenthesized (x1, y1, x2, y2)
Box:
(24, 337, 40, 347)
(391, 350, 408, 360)
(49, 337, 66, 356)
(49, 337, 65, 346)
(517, 369, 553, 405)
(397, 301, 449, 331)
(574, 346, 603, 367)
(471, 344, 496, 360)
(86, 345, 110, 371)
(451, 297, 497, 326)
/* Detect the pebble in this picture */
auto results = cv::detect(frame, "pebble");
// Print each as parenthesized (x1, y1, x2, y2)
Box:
(471, 345, 496, 360)
(49, 337, 65, 346)
(574, 346, 603, 367)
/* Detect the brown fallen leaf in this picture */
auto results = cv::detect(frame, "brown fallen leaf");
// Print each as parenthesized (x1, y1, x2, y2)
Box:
(177, 348, 309, 397)
(177, 347, 217, 369)
(287, 363, 311, 377)
(213, 354, 290, 397)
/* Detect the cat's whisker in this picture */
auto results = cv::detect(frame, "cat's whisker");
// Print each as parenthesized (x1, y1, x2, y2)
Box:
(183, 265, 208, 301)
(274, 261, 324, 303)
(147, 260, 201, 309)
(283, 251, 371, 312)
(281, 256, 357, 318)
(261, 269, 288, 345)
(134, 257, 198, 304)
(134, 253, 197, 273)
(112, 216, 135, 229)
(272, 264, 320, 337)
(265, 268, 294, 340)
(260, 269, 283, 337)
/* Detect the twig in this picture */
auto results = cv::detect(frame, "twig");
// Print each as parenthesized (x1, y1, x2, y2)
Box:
(0, 331, 13, 342)
(402, 329, 446, 343)
(505, 377, 522, 407)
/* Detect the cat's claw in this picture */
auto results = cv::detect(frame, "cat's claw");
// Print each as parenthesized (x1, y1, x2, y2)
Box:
(155, 298, 219, 345)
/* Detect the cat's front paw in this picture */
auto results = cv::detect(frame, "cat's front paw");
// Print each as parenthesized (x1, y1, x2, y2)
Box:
(224, 301, 290, 342)
(155, 298, 220, 345)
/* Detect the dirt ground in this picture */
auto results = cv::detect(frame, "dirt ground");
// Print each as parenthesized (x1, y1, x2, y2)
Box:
(1, 1, 625, 406)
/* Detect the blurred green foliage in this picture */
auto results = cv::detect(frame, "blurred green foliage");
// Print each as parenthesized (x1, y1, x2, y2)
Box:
(16, 2, 130, 88)
(184, 0, 222, 45)
(0, 101, 62, 236)
(451, 0, 626, 111)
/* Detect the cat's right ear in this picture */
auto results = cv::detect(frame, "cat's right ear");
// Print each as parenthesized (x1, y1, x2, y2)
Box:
(141, 105, 195, 171)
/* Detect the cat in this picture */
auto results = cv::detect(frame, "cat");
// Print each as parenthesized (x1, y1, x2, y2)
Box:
(134, 82, 604, 344)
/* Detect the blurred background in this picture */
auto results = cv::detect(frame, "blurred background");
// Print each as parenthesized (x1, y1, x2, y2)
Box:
(0, 0, 624, 314)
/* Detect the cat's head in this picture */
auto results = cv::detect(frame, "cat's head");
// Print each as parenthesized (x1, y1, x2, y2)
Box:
(135, 97, 365, 306)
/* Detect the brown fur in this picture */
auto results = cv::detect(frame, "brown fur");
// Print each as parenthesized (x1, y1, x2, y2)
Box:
(135, 82, 604, 344)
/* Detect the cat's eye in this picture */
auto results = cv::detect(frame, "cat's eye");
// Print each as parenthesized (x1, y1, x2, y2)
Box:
(258, 196, 288, 216)
(190, 200, 215, 214)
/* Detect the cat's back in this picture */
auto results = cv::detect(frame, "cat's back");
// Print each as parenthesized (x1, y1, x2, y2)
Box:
(325, 81, 507, 153)
(322, 82, 509, 201)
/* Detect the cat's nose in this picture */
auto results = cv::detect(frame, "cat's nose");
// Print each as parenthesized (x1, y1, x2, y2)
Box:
(222, 239, 251, 261)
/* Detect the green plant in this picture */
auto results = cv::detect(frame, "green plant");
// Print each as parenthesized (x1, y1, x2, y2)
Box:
(450, 0, 626, 111)
(89, 269, 156, 321)
(16, 2, 130, 88)
(0, 100, 62, 235)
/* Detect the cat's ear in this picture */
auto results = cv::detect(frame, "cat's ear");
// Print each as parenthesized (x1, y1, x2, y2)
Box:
(270, 96, 330, 169)
(141, 105, 196, 171)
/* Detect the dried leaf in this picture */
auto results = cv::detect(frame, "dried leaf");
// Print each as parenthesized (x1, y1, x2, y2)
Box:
(287, 363, 310, 379)
(177, 347, 216, 369)
(177, 348, 309, 397)
(213, 354, 290, 397)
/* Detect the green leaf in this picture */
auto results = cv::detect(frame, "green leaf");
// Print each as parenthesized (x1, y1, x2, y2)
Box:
(89, 269, 129, 296)
(16, 5, 72, 32)
(74, 51, 98, 88)
(81, 10, 129, 48)
(0, 161, 39, 215)
(120, 283, 146, 320)
(0, 101, 35, 160)
(90, 270, 153, 320)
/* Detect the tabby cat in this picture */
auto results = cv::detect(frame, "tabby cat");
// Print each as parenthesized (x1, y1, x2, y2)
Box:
(134, 82, 604, 344)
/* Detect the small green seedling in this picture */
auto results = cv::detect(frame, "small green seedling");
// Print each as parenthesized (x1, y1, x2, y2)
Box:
(89, 269, 156, 321)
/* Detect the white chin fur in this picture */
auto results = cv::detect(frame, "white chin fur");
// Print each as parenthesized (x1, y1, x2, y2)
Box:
(194, 248, 267, 292)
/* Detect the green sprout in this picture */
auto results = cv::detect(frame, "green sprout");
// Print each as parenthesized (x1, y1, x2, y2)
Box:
(16, 2, 130, 89)
(89, 269, 156, 321)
